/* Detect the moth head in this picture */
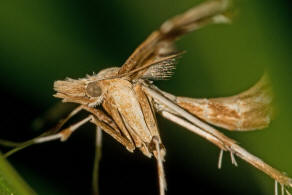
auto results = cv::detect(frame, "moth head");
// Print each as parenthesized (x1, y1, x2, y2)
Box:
(53, 78, 93, 106)
(53, 67, 120, 106)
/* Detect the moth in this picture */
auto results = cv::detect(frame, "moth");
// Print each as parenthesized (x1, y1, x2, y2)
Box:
(1, 0, 292, 195)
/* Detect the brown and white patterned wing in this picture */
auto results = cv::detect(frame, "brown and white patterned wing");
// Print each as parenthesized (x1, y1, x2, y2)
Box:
(118, 0, 231, 79)
(177, 75, 273, 131)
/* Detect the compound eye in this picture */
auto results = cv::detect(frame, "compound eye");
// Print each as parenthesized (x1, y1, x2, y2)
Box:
(86, 81, 102, 97)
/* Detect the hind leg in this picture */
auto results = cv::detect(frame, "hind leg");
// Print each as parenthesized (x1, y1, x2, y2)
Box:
(92, 126, 102, 195)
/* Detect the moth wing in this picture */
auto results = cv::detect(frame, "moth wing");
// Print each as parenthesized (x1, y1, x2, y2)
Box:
(118, 52, 182, 81)
(118, 0, 231, 78)
(84, 106, 136, 152)
(177, 74, 273, 131)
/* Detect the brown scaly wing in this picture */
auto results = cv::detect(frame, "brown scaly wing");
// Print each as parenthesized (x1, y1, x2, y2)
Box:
(83, 106, 136, 152)
(176, 74, 273, 131)
(118, 0, 231, 80)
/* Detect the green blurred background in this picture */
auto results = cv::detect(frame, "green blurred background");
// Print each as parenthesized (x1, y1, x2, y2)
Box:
(0, 0, 291, 194)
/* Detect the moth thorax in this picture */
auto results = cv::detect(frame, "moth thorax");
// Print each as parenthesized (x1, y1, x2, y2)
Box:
(86, 81, 102, 97)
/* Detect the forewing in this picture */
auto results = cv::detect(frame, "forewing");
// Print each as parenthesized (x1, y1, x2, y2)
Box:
(118, 0, 231, 78)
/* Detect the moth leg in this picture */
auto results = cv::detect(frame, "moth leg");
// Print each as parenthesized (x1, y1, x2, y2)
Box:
(153, 136, 166, 195)
(0, 105, 83, 149)
(31, 102, 77, 132)
(89, 115, 136, 152)
(230, 151, 238, 167)
(282, 185, 292, 195)
(159, 110, 292, 190)
(92, 126, 102, 195)
(47, 105, 83, 135)
(275, 180, 279, 195)
(218, 149, 224, 169)
(34, 115, 93, 143)
(4, 115, 93, 157)
(142, 85, 235, 145)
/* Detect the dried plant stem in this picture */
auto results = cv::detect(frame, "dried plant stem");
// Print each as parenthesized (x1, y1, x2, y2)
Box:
(143, 85, 292, 188)
(0, 139, 25, 148)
